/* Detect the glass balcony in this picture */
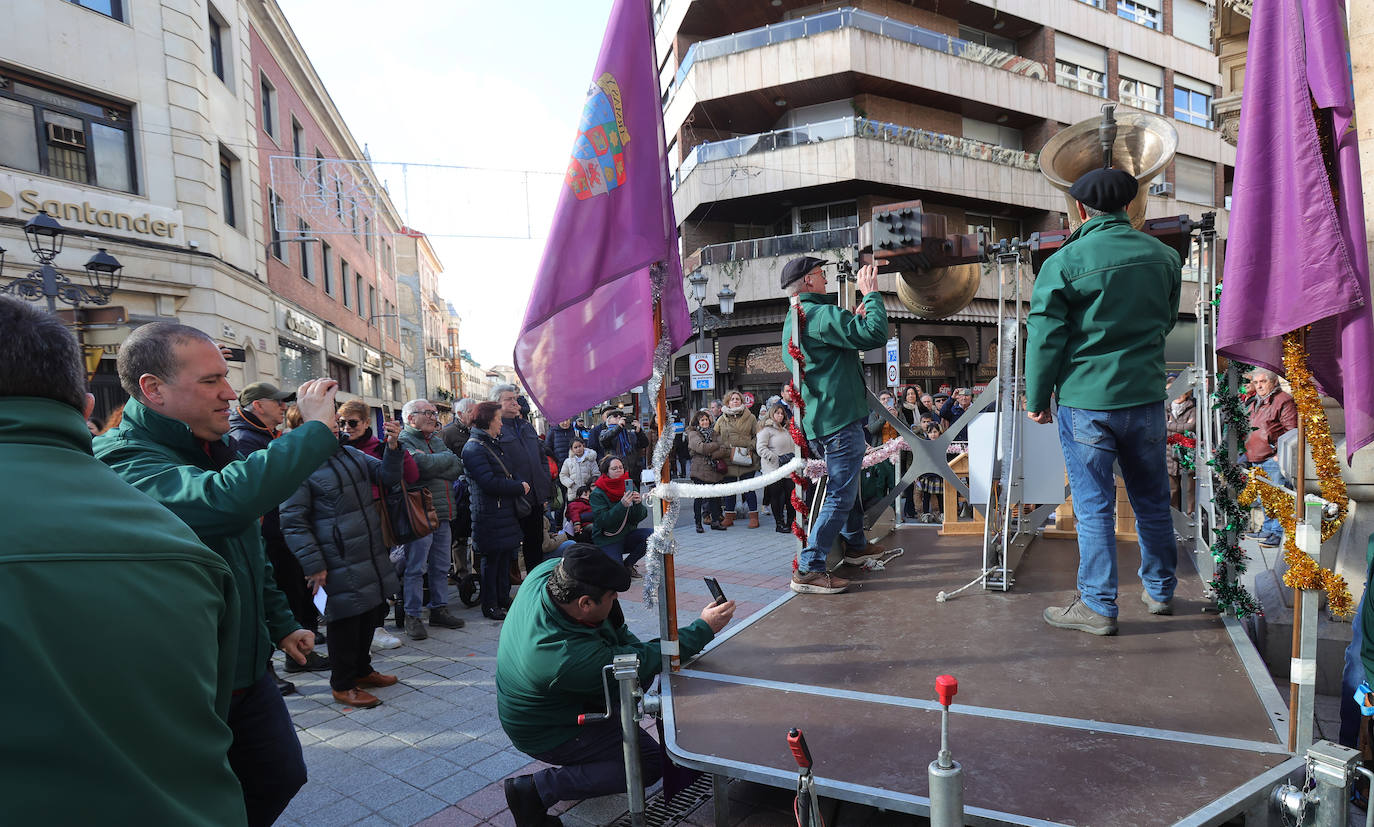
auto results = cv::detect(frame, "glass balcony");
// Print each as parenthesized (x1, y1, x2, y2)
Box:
(665, 7, 1047, 103)
(673, 116, 1040, 191)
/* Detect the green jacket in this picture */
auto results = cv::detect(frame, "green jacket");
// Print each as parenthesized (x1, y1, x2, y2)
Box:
(496, 558, 715, 754)
(1025, 212, 1182, 413)
(782, 290, 889, 439)
(94, 397, 339, 689)
(399, 426, 464, 521)
(1, 398, 246, 824)
(589, 483, 649, 547)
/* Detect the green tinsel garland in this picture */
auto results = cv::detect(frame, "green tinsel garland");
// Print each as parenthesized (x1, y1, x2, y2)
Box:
(1206, 363, 1263, 618)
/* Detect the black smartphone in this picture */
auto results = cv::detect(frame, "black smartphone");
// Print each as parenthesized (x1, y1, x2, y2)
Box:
(704, 577, 726, 605)
(223, 346, 247, 362)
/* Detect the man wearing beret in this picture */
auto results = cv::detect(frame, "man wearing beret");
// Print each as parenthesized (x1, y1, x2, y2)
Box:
(497, 546, 735, 826)
(780, 256, 891, 594)
(1025, 167, 1182, 636)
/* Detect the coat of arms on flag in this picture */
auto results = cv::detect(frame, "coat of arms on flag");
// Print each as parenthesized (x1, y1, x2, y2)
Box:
(565, 73, 630, 200)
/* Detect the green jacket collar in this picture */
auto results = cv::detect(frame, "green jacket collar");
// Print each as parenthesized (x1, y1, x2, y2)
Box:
(0, 397, 93, 454)
(119, 396, 228, 462)
(1064, 211, 1131, 246)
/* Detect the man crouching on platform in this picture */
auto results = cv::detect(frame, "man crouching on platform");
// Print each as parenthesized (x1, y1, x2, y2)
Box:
(497, 545, 735, 826)
(781, 256, 892, 595)
(1025, 167, 1182, 636)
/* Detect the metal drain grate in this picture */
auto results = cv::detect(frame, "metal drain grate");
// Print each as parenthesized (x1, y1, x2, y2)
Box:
(605, 774, 717, 827)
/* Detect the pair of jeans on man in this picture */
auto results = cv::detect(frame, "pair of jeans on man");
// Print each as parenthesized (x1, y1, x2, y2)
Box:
(1057, 403, 1177, 617)
(799, 419, 868, 572)
(1243, 457, 1287, 540)
(402, 521, 452, 619)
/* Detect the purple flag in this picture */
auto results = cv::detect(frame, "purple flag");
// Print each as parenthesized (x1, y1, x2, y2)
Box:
(1217, 0, 1373, 461)
(514, 0, 690, 423)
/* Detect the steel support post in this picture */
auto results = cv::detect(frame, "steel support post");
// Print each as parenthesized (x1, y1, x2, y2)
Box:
(613, 653, 646, 827)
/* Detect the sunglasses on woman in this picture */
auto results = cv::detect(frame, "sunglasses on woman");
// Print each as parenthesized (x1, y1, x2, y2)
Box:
(337, 418, 362, 428)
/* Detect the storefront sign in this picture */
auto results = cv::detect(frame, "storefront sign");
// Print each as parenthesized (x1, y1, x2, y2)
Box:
(364, 348, 381, 369)
(282, 307, 323, 346)
(0, 172, 185, 245)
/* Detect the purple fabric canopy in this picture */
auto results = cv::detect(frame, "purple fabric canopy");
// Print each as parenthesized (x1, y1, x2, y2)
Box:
(514, 0, 690, 424)
(1217, 0, 1373, 461)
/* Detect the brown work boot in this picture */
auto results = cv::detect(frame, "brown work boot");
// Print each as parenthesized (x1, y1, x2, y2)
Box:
(721, 512, 735, 527)
(842, 540, 892, 566)
(748, 511, 760, 528)
(790, 569, 850, 594)
(332, 688, 382, 708)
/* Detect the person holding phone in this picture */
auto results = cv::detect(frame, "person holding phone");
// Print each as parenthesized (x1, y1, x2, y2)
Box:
(589, 455, 651, 578)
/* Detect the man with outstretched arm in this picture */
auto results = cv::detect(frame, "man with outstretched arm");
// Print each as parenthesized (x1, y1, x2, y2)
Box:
(780, 255, 892, 595)
(1024, 167, 1182, 637)
(95, 322, 343, 826)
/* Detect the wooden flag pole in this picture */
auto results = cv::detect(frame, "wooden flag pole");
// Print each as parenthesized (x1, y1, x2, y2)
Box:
(653, 281, 682, 672)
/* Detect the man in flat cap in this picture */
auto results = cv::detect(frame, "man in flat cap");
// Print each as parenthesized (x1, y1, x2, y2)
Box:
(780, 255, 890, 595)
(1025, 167, 1182, 636)
(496, 545, 735, 826)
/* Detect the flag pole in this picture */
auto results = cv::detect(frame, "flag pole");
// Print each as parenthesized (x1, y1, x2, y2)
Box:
(1287, 327, 1308, 750)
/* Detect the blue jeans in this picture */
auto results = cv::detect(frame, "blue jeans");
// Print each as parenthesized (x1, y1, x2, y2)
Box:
(402, 520, 452, 617)
(723, 471, 758, 513)
(1245, 458, 1287, 538)
(1058, 403, 1177, 618)
(601, 526, 651, 568)
(1341, 588, 1367, 747)
(800, 419, 867, 573)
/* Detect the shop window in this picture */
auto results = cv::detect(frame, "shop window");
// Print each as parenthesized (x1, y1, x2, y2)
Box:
(327, 359, 353, 392)
(279, 340, 317, 386)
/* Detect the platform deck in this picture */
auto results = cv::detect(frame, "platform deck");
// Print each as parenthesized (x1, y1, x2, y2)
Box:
(663, 528, 1298, 826)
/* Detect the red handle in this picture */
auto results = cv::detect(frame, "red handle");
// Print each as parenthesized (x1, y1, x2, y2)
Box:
(788, 728, 812, 769)
(936, 675, 958, 706)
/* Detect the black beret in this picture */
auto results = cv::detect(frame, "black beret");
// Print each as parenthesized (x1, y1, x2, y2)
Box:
(559, 544, 631, 593)
(781, 256, 826, 291)
(1068, 167, 1139, 213)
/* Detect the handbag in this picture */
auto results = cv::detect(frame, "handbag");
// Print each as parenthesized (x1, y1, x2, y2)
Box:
(730, 445, 752, 466)
(481, 443, 534, 519)
(714, 458, 728, 474)
(378, 481, 438, 547)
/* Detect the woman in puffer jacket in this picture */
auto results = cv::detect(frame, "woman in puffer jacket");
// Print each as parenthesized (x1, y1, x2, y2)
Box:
(756, 401, 798, 534)
(686, 408, 729, 533)
(280, 417, 404, 709)
(714, 390, 761, 527)
(461, 401, 528, 622)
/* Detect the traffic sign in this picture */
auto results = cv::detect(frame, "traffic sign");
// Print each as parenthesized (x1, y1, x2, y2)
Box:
(742, 391, 755, 407)
(690, 352, 714, 390)
(885, 337, 900, 388)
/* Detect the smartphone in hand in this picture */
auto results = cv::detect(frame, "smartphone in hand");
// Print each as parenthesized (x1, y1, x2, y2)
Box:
(704, 577, 726, 606)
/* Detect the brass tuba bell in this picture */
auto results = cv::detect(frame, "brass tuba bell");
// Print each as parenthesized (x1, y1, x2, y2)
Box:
(1039, 104, 1178, 230)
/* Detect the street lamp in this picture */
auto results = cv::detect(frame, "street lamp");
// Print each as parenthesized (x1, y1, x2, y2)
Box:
(0, 211, 123, 313)
(688, 270, 736, 409)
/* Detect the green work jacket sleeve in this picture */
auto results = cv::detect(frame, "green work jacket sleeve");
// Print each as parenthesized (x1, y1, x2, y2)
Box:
(1025, 260, 1071, 414)
(807, 290, 889, 353)
(550, 618, 716, 694)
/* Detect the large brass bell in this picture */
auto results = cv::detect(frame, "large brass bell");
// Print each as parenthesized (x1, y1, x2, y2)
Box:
(1039, 109, 1178, 230)
(895, 263, 982, 320)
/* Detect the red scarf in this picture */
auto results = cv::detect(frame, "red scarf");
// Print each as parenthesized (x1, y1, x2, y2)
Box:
(594, 474, 627, 502)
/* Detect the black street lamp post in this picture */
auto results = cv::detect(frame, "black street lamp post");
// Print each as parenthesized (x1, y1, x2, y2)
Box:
(688, 271, 736, 410)
(0, 210, 124, 314)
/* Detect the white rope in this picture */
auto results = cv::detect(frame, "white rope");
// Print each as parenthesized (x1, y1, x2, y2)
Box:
(649, 458, 806, 503)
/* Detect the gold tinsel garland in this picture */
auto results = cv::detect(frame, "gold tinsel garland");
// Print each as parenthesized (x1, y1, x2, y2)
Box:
(1235, 331, 1352, 617)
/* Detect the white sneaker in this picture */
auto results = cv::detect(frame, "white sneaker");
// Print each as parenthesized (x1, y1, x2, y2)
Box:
(371, 627, 402, 651)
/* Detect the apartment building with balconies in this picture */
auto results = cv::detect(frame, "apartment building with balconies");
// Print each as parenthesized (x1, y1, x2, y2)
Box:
(394, 226, 452, 407)
(661, 0, 1232, 399)
(248, 0, 407, 414)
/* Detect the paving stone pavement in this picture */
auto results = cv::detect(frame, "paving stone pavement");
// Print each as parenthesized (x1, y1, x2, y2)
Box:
(276, 506, 802, 827)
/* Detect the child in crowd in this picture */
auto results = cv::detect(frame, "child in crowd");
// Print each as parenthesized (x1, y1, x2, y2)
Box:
(565, 485, 594, 543)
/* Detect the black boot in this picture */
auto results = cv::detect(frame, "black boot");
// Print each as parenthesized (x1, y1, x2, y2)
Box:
(268, 662, 295, 696)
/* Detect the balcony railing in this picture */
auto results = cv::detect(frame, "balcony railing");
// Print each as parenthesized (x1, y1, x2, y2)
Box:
(685, 227, 861, 273)
(665, 7, 1047, 102)
(673, 116, 1040, 190)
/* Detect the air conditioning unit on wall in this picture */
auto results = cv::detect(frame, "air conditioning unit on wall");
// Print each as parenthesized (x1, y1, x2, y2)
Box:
(1148, 182, 1174, 197)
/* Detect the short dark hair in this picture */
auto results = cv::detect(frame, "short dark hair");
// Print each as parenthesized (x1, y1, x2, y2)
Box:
(471, 400, 501, 430)
(117, 321, 214, 402)
(575, 485, 590, 498)
(546, 561, 611, 604)
(571, 437, 585, 447)
(0, 296, 87, 411)
(599, 454, 624, 476)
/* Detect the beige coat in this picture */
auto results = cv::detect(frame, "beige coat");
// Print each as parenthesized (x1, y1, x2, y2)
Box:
(686, 427, 729, 483)
(756, 420, 797, 473)
(714, 408, 760, 476)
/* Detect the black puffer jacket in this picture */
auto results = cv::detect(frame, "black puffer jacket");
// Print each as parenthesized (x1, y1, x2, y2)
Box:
(462, 429, 525, 554)
(280, 443, 402, 622)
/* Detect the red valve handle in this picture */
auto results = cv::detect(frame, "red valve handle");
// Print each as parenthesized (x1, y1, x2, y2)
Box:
(787, 728, 812, 769)
(935, 674, 958, 706)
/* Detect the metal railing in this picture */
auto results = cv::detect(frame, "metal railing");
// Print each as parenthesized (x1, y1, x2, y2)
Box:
(672, 115, 1040, 190)
(665, 7, 1047, 102)
(685, 227, 861, 272)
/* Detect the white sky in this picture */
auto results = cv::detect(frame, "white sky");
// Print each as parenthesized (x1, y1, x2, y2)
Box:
(275, 0, 616, 367)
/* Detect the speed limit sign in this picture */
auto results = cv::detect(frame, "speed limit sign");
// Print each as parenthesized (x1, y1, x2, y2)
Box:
(885, 337, 899, 388)
(690, 353, 715, 390)
(742, 391, 755, 407)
